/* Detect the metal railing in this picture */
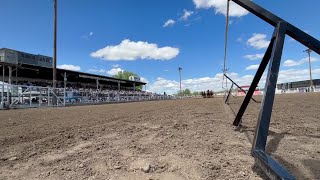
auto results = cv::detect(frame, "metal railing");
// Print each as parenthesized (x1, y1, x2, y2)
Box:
(0, 84, 65, 109)
(0, 84, 171, 109)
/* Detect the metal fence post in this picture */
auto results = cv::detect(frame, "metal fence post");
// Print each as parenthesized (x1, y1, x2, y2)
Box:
(29, 87, 32, 107)
(48, 88, 50, 107)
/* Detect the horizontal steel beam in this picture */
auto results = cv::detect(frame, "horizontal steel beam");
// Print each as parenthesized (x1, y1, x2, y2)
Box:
(224, 74, 258, 103)
(231, 0, 320, 55)
(253, 150, 295, 180)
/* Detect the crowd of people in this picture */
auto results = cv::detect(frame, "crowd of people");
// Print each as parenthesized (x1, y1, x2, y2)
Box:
(64, 87, 167, 104)
(2, 80, 171, 106)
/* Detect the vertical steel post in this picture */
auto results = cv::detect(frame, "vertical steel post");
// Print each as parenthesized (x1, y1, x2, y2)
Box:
(52, 0, 57, 105)
(252, 22, 287, 152)
(178, 67, 182, 96)
(96, 79, 99, 90)
(304, 49, 314, 92)
(118, 81, 120, 102)
(53, 0, 57, 89)
(8, 66, 12, 107)
(64, 72, 66, 106)
(29, 87, 32, 107)
(48, 88, 50, 106)
(15, 64, 18, 85)
(223, 0, 230, 89)
(1, 66, 4, 107)
(8, 66, 12, 84)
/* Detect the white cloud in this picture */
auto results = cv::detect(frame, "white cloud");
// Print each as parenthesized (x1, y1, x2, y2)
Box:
(244, 54, 264, 60)
(193, 0, 249, 17)
(146, 67, 320, 94)
(163, 19, 175, 27)
(283, 57, 317, 67)
(236, 37, 243, 42)
(140, 77, 149, 84)
(106, 68, 124, 76)
(81, 32, 94, 39)
(278, 68, 320, 83)
(245, 64, 259, 70)
(88, 67, 124, 76)
(147, 72, 259, 95)
(91, 39, 179, 61)
(247, 33, 270, 49)
(57, 64, 81, 71)
(112, 64, 120, 68)
(181, 9, 194, 20)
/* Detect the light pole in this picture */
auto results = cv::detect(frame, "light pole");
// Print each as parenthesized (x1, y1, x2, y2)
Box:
(53, 0, 57, 88)
(52, 0, 57, 105)
(178, 67, 182, 96)
(304, 49, 314, 92)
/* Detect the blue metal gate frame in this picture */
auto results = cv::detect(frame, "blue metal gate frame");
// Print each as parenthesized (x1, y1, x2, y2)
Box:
(227, 0, 320, 179)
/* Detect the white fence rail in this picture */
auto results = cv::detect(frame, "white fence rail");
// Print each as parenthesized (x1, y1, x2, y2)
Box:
(0, 84, 171, 110)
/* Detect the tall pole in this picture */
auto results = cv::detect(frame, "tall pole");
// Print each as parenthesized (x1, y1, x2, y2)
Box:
(53, 0, 57, 89)
(178, 67, 182, 95)
(304, 49, 314, 92)
(223, 0, 230, 89)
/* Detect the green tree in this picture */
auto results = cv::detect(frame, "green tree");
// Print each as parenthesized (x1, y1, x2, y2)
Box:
(177, 88, 192, 96)
(113, 70, 142, 90)
(192, 91, 200, 96)
(112, 70, 138, 80)
(183, 89, 191, 95)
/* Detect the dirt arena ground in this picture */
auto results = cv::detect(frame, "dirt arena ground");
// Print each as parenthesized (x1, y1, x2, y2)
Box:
(0, 93, 319, 180)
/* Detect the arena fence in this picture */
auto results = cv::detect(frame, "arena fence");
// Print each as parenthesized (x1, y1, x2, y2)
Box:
(223, 74, 259, 104)
(0, 84, 171, 110)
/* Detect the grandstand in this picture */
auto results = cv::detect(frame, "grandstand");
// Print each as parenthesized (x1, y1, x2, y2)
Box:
(0, 48, 169, 109)
(0, 48, 146, 90)
(277, 79, 320, 92)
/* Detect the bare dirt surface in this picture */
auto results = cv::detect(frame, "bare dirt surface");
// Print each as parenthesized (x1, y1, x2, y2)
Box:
(0, 94, 319, 180)
(227, 93, 320, 180)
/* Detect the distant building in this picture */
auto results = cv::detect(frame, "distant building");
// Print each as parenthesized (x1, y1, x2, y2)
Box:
(0, 48, 53, 68)
(277, 79, 320, 93)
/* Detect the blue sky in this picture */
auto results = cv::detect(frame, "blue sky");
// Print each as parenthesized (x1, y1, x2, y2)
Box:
(1, 0, 319, 94)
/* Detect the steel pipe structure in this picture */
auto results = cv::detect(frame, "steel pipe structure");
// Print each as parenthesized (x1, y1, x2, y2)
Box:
(227, 0, 320, 179)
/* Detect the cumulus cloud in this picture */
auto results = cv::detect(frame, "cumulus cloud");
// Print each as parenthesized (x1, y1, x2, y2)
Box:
(146, 67, 320, 94)
(91, 39, 179, 61)
(244, 54, 264, 60)
(193, 0, 249, 17)
(283, 57, 317, 67)
(181, 9, 194, 20)
(106, 68, 124, 76)
(57, 64, 81, 71)
(87, 67, 124, 76)
(278, 68, 320, 83)
(163, 19, 175, 27)
(247, 33, 270, 49)
(245, 64, 260, 70)
(147, 72, 259, 95)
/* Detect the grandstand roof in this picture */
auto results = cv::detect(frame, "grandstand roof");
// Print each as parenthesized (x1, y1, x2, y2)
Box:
(0, 62, 146, 88)
(1, 47, 146, 87)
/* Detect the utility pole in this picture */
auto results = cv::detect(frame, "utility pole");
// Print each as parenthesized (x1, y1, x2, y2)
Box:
(304, 49, 314, 92)
(52, 0, 57, 105)
(178, 67, 182, 96)
(53, 0, 57, 89)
